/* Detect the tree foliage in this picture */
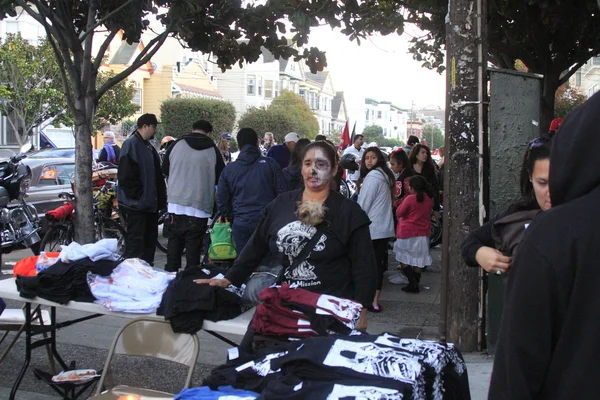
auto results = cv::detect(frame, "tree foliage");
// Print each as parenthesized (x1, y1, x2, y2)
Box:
(238, 90, 319, 141)
(554, 82, 587, 119)
(361, 124, 405, 148)
(0, 33, 65, 145)
(94, 71, 139, 132)
(403, 0, 600, 131)
(422, 124, 444, 149)
(160, 97, 236, 141)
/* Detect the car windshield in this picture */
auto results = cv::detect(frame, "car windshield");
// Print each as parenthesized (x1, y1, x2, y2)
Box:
(29, 149, 75, 159)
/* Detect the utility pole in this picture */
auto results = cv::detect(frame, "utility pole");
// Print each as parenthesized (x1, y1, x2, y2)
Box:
(440, 0, 487, 352)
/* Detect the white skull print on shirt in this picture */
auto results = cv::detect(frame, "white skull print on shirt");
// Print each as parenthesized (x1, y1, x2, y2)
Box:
(276, 220, 327, 287)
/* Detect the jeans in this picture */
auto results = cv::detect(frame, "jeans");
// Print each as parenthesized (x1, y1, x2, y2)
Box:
(232, 222, 257, 256)
(165, 214, 208, 272)
(122, 209, 158, 265)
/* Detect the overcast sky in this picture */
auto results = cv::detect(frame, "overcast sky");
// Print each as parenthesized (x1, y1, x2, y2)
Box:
(306, 25, 447, 121)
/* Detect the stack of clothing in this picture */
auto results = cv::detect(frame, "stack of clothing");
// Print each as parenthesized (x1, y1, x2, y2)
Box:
(16, 257, 120, 304)
(204, 333, 470, 400)
(88, 258, 174, 313)
(252, 284, 363, 337)
(158, 266, 242, 334)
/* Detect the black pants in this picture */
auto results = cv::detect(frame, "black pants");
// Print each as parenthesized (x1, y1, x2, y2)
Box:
(373, 238, 389, 291)
(122, 209, 158, 265)
(165, 214, 208, 272)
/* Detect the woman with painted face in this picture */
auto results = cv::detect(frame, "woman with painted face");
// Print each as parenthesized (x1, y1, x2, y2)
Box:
(389, 149, 414, 207)
(196, 141, 377, 330)
(409, 144, 441, 218)
(357, 147, 396, 313)
(460, 137, 552, 275)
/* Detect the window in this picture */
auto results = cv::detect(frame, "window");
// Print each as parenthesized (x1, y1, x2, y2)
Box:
(132, 88, 142, 109)
(5, 21, 18, 34)
(281, 79, 288, 90)
(274, 81, 279, 97)
(365, 110, 370, 121)
(265, 80, 273, 98)
(247, 74, 256, 95)
(377, 111, 382, 119)
(290, 63, 296, 71)
(593, 56, 600, 65)
(324, 98, 327, 111)
(3, 117, 19, 146)
(588, 84, 598, 97)
(576, 70, 582, 87)
(316, 96, 320, 110)
(258, 76, 263, 96)
(299, 89, 306, 101)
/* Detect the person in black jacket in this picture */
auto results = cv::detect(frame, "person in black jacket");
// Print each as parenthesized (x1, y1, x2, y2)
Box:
(217, 128, 288, 253)
(408, 144, 440, 219)
(282, 138, 311, 190)
(460, 136, 552, 275)
(488, 91, 600, 399)
(117, 113, 166, 265)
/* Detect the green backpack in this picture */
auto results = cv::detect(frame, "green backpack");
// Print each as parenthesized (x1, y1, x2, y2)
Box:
(208, 218, 237, 260)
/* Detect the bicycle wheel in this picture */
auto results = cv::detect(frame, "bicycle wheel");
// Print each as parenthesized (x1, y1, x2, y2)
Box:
(339, 179, 351, 198)
(97, 217, 127, 256)
(40, 224, 73, 252)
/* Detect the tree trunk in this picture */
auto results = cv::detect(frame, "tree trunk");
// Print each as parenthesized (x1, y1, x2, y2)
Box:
(540, 74, 559, 135)
(73, 95, 95, 244)
(439, 0, 485, 352)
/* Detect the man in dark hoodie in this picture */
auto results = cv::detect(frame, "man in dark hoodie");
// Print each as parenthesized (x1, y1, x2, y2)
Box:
(489, 91, 600, 399)
(217, 128, 287, 253)
(162, 120, 225, 272)
(118, 113, 166, 265)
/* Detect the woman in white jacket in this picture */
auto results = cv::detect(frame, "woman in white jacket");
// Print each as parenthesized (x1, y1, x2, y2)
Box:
(358, 147, 396, 312)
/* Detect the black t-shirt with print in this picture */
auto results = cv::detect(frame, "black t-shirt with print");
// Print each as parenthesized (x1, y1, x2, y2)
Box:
(225, 189, 377, 306)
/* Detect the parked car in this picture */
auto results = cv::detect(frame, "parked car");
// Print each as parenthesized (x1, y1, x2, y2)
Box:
(8, 148, 101, 232)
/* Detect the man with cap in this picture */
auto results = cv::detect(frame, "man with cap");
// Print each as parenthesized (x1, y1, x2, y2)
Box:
(97, 131, 120, 164)
(117, 113, 166, 265)
(266, 132, 300, 169)
(162, 120, 225, 272)
(342, 133, 365, 182)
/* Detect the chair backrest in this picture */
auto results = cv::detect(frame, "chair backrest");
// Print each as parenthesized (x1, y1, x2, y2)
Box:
(94, 317, 199, 394)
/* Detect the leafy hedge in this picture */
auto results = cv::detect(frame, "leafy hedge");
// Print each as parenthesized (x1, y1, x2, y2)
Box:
(160, 97, 236, 140)
(237, 90, 319, 142)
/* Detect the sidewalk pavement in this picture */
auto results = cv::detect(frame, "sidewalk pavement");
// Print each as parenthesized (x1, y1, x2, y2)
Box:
(0, 246, 493, 399)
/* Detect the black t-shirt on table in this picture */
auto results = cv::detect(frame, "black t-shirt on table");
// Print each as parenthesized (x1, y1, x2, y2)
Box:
(225, 189, 377, 307)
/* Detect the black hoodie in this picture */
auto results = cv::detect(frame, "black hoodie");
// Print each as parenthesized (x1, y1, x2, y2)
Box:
(489, 91, 600, 399)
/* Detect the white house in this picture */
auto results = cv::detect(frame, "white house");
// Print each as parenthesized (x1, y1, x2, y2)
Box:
(363, 98, 409, 142)
(299, 71, 337, 135)
(572, 56, 600, 98)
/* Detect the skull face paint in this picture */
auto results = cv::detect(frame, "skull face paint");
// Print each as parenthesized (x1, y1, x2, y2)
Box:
(302, 148, 332, 190)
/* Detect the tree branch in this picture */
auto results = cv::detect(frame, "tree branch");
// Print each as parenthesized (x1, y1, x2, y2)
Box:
(558, 60, 587, 86)
(96, 29, 171, 100)
(93, 30, 118, 73)
(79, 0, 137, 42)
(81, 2, 97, 94)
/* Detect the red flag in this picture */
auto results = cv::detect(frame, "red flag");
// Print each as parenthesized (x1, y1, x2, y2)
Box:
(339, 120, 350, 152)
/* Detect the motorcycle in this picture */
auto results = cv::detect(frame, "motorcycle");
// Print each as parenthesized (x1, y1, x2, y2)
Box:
(0, 142, 41, 257)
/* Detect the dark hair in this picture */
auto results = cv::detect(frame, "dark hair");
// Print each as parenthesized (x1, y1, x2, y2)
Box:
(354, 134, 364, 142)
(409, 144, 436, 176)
(315, 134, 327, 141)
(359, 147, 396, 194)
(302, 141, 338, 174)
(390, 149, 410, 170)
(407, 135, 420, 146)
(289, 138, 312, 167)
(192, 120, 213, 133)
(408, 175, 434, 203)
(516, 137, 552, 209)
(237, 128, 258, 148)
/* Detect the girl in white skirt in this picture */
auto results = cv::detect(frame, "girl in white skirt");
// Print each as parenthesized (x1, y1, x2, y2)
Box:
(394, 175, 434, 293)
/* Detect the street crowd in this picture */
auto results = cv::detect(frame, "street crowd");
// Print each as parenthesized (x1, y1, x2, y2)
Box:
(109, 113, 444, 323)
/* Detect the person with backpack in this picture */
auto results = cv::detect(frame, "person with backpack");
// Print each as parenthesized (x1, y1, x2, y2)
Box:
(97, 131, 120, 164)
(394, 175, 434, 293)
(217, 128, 288, 254)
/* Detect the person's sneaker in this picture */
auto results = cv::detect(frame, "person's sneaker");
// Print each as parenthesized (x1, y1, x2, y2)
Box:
(388, 273, 409, 284)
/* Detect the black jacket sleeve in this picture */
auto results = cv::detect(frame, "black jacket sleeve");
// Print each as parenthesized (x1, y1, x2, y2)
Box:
(98, 148, 107, 162)
(460, 210, 509, 267)
(489, 239, 557, 399)
(161, 141, 175, 177)
(347, 223, 378, 307)
(118, 153, 143, 200)
(213, 146, 226, 184)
